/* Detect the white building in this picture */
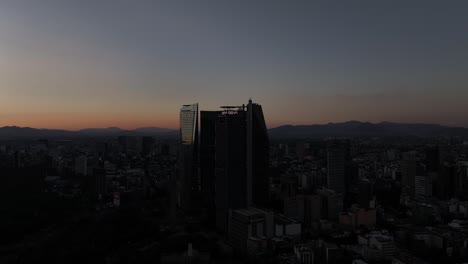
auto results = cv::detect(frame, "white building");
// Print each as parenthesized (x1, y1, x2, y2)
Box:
(294, 244, 314, 264)
(358, 231, 395, 261)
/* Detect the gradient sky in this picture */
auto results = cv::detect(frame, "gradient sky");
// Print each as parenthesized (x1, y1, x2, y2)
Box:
(1, 0, 467, 130)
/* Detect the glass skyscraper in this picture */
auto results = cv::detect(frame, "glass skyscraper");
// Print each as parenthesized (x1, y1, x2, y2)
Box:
(180, 104, 198, 146)
(179, 103, 199, 210)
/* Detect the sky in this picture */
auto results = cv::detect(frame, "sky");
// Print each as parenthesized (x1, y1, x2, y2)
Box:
(0, 0, 467, 130)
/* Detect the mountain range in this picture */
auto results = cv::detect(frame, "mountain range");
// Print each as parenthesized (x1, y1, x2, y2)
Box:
(1, 121, 468, 139)
(0, 126, 177, 139)
(269, 121, 468, 138)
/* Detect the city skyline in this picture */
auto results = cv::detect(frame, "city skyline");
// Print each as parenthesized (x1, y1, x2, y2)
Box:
(3, 2, 468, 263)
(1, 1, 468, 129)
(3, 116, 468, 131)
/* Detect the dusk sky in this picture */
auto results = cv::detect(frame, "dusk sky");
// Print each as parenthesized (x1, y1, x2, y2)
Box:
(1, 0, 467, 130)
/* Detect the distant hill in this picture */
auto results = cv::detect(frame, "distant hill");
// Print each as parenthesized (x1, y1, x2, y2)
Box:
(0, 126, 74, 139)
(134, 127, 176, 134)
(78, 127, 125, 135)
(268, 121, 468, 138)
(2, 121, 467, 140)
(0, 126, 177, 139)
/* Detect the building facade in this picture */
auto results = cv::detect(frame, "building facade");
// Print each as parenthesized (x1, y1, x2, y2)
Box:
(179, 103, 199, 210)
(209, 100, 270, 232)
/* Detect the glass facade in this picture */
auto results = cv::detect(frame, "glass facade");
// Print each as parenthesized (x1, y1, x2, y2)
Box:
(179, 103, 199, 210)
(180, 104, 198, 145)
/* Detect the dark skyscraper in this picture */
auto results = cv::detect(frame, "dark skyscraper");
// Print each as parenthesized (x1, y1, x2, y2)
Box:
(326, 139, 351, 194)
(209, 100, 270, 232)
(248, 100, 270, 207)
(179, 103, 199, 210)
(215, 106, 248, 231)
(401, 152, 424, 199)
(200, 110, 218, 220)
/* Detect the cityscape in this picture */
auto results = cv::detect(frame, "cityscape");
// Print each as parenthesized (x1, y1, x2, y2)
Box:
(2, 100, 468, 263)
(1, 1, 468, 264)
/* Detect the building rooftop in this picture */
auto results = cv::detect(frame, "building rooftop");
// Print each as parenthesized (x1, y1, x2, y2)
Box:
(275, 214, 299, 225)
(232, 207, 268, 218)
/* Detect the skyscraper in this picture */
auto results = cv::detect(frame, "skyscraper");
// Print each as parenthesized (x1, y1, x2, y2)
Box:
(179, 103, 199, 210)
(248, 100, 270, 207)
(215, 105, 247, 231)
(326, 139, 350, 194)
(200, 110, 218, 220)
(209, 99, 270, 232)
(401, 152, 424, 199)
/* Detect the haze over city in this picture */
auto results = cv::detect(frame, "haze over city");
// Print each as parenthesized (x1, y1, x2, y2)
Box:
(1, 0, 468, 130)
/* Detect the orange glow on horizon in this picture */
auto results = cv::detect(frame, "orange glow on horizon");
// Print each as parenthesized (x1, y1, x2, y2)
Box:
(0, 113, 179, 130)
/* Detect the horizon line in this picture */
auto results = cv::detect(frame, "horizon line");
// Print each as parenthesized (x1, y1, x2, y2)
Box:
(1, 120, 468, 131)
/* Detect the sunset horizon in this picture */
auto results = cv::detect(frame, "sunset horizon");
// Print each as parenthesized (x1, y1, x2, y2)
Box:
(1, 116, 468, 131)
(2, 1, 467, 130)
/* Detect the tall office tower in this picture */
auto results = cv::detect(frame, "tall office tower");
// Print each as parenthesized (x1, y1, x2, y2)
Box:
(210, 100, 269, 231)
(434, 163, 456, 200)
(200, 100, 269, 232)
(401, 152, 424, 198)
(179, 103, 199, 210)
(75, 155, 88, 176)
(326, 139, 350, 194)
(248, 100, 270, 207)
(215, 106, 248, 231)
(456, 161, 468, 199)
(200, 111, 218, 220)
